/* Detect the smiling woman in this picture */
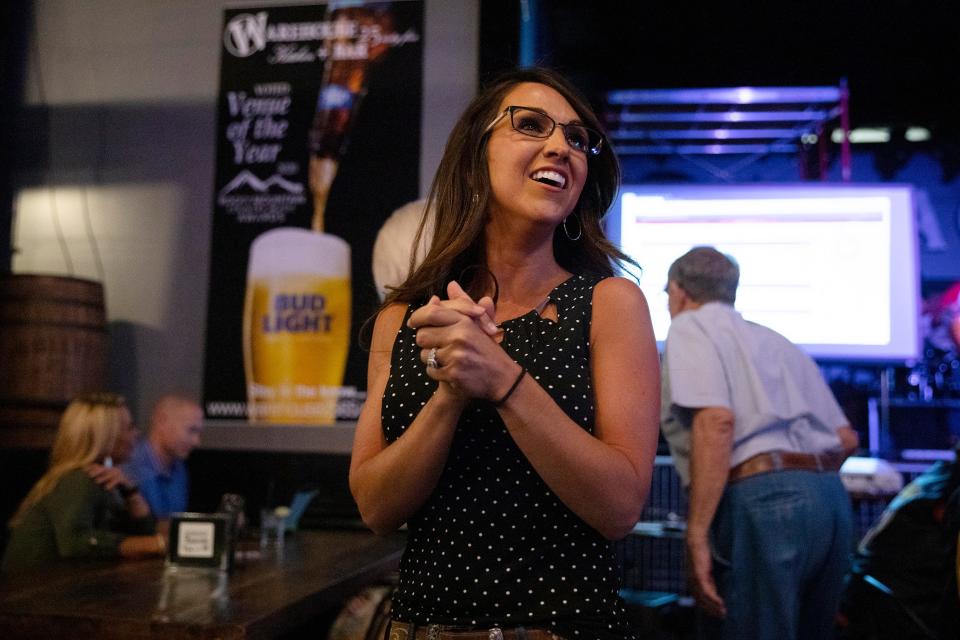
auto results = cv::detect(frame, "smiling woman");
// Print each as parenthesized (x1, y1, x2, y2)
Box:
(484, 83, 591, 234)
(349, 68, 661, 640)
(385, 68, 627, 307)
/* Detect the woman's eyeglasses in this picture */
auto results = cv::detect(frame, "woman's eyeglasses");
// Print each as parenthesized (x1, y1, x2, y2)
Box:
(484, 106, 604, 156)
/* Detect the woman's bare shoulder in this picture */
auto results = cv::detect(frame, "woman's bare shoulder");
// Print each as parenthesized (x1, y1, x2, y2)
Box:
(370, 303, 411, 352)
(593, 276, 647, 309)
(590, 276, 654, 343)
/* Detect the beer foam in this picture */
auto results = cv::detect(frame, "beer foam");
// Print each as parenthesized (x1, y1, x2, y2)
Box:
(248, 227, 350, 277)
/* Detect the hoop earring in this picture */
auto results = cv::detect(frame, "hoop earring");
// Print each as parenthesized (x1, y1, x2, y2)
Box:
(562, 215, 582, 241)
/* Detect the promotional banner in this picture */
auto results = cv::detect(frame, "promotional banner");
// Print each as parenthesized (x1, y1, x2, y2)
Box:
(203, 2, 423, 424)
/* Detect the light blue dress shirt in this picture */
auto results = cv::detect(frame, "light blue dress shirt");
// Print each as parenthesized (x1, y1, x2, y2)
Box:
(661, 302, 848, 487)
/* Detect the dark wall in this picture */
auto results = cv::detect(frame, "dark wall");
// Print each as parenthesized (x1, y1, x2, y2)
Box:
(0, 1, 34, 274)
(478, 0, 520, 81)
(0, 0, 39, 554)
(0, 448, 48, 555)
(187, 451, 360, 530)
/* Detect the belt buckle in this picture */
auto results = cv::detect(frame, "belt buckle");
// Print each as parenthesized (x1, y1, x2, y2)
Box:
(427, 625, 441, 640)
(489, 628, 504, 640)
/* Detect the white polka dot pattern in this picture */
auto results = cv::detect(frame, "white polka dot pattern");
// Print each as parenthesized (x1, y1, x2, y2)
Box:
(381, 274, 636, 639)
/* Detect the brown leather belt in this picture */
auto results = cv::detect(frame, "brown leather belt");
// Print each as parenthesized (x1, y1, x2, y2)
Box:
(728, 450, 844, 483)
(388, 621, 562, 640)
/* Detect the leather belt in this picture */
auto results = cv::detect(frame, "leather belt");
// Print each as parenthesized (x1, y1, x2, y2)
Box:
(388, 621, 562, 640)
(728, 450, 844, 483)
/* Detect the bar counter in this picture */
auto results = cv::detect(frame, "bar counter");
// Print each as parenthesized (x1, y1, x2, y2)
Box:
(0, 528, 405, 639)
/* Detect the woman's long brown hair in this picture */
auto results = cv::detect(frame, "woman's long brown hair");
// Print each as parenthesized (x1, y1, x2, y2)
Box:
(382, 67, 637, 308)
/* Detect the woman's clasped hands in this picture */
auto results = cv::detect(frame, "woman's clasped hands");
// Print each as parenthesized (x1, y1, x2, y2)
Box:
(407, 281, 520, 401)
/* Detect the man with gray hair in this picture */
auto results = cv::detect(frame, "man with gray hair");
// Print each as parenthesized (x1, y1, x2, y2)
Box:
(660, 246, 859, 639)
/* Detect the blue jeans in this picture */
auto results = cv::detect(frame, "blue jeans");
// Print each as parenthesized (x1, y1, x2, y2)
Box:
(705, 470, 853, 640)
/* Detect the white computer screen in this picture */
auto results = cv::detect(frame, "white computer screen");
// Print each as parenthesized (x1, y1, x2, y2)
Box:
(606, 184, 920, 362)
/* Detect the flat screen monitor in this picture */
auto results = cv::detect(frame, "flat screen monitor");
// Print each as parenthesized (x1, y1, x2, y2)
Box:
(606, 184, 920, 362)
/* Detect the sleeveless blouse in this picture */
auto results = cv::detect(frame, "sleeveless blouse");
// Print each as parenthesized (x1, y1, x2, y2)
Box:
(381, 274, 636, 639)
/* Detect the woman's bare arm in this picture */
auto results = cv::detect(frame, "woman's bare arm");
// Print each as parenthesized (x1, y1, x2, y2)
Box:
(349, 303, 470, 534)
(496, 278, 660, 539)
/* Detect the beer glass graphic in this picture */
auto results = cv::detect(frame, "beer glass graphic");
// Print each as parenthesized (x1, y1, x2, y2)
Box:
(243, 227, 351, 424)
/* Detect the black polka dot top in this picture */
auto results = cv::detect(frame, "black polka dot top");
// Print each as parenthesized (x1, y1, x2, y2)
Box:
(381, 274, 637, 640)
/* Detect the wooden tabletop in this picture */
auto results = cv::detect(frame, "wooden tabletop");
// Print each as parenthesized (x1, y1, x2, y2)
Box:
(0, 529, 405, 640)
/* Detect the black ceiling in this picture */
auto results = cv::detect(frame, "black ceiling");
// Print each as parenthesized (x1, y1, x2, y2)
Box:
(480, 1, 959, 132)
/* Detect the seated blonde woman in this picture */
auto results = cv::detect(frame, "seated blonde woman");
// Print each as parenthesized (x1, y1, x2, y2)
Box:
(2, 393, 167, 574)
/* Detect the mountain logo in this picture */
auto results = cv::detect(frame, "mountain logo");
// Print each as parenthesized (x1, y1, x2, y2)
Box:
(219, 170, 304, 197)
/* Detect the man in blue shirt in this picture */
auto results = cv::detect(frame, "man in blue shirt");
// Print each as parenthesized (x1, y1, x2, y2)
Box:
(124, 395, 203, 520)
(660, 247, 859, 640)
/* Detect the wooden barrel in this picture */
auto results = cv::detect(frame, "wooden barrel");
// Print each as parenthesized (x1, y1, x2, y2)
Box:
(0, 274, 108, 432)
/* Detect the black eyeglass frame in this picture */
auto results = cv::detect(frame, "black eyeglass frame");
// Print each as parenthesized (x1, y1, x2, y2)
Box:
(484, 105, 605, 157)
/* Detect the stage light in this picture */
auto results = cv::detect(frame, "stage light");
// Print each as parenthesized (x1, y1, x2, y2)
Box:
(831, 127, 891, 144)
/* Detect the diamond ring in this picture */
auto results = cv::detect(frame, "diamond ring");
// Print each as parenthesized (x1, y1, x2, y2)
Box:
(427, 347, 440, 369)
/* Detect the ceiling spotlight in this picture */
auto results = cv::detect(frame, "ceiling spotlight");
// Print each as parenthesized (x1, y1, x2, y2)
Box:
(905, 127, 931, 142)
(832, 128, 890, 144)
